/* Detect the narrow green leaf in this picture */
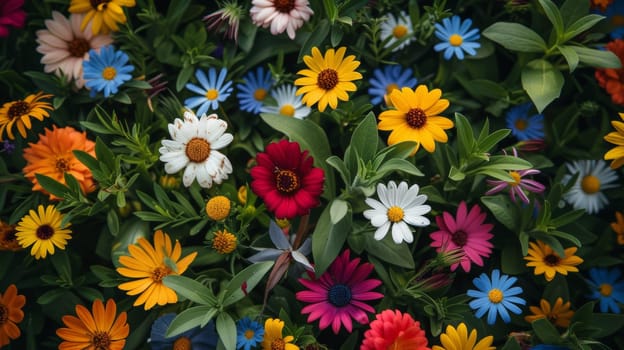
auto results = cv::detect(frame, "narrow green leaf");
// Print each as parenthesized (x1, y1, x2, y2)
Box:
(563, 14, 605, 42)
(375, 158, 424, 177)
(162, 275, 217, 306)
(550, 209, 585, 227)
(73, 150, 100, 171)
(34, 173, 69, 199)
(481, 195, 517, 231)
(477, 128, 511, 153)
(549, 230, 582, 247)
(482, 22, 547, 53)
(298, 20, 330, 62)
(531, 318, 562, 344)
(176, 65, 194, 92)
(222, 261, 273, 307)
(521, 59, 564, 113)
(165, 305, 215, 338)
(455, 113, 475, 161)
(364, 233, 415, 269)
(557, 45, 579, 72)
(483, 155, 533, 170)
(330, 199, 349, 224)
(570, 45, 622, 68)
(216, 313, 237, 350)
(538, 0, 564, 39)
(106, 210, 120, 236)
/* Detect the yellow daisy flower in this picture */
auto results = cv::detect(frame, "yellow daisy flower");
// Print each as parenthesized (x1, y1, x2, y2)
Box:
(15, 205, 72, 260)
(261, 318, 299, 350)
(69, 0, 136, 35)
(604, 112, 624, 169)
(611, 211, 624, 245)
(0, 92, 53, 141)
(524, 240, 584, 281)
(525, 297, 574, 328)
(378, 85, 453, 154)
(116, 230, 197, 310)
(432, 323, 494, 350)
(294, 46, 362, 112)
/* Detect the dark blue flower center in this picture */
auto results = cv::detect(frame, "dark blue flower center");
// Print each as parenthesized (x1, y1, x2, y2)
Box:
(328, 284, 352, 307)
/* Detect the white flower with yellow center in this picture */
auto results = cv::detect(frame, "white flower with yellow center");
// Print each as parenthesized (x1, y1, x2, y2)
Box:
(562, 159, 618, 214)
(159, 109, 233, 188)
(261, 84, 311, 119)
(380, 11, 414, 52)
(363, 180, 431, 244)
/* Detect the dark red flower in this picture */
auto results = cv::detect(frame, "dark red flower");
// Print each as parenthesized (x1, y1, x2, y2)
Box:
(250, 140, 324, 219)
(0, 0, 26, 37)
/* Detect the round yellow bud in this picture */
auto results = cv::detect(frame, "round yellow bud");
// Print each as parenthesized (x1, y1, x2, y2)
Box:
(205, 196, 231, 221)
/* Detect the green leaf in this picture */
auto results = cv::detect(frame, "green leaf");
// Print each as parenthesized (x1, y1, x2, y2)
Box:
(165, 305, 215, 338)
(176, 65, 194, 92)
(550, 209, 585, 227)
(375, 158, 424, 177)
(521, 59, 564, 113)
(298, 20, 330, 62)
(588, 314, 624, 338)
(538, 0, 564, 39)
(455, 113, 475, 161)
(557, 45, 579, 72)
(449, 166, 466, 181)
(73, 150, 99, 172)
(216, 313, 237, 350)
(330, 199, 349, 224)
(35, 174, 69, 199)
(222, 261, 273, 307)
(477, 128, 511, 153)
(326, 156, 351, 186)
(37, 289, 67, 305)
(364, 233, 415, 269)
(563, 14, 605, 42)
(482, 155, 533, 170)
(482, 22, 547, 53)
(106, 210, 120, 236)
(481, 195, 517, 231)
(571, 301, 595, 324)
(549, 230, 582, 247)
(162, 275, 217, 306)
(350, 112, 379, 162)
(532, 318, 562, 344)
(570, 45, 622, 68)
(312, 204, 352, 276)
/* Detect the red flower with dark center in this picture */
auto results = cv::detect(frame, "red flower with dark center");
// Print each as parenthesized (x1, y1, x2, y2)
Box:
(596, 39, 624, 105)
(250, 139, 324, 219)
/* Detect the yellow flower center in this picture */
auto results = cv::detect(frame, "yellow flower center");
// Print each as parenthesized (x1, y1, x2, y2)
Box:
(274, 169, 300, 194)
(91, 331, 112, 349)
(599, 283, 613, 297)
(206, 89, 219, 100)
(449, 34, 464, 46)
(68, 38, 91, 57)
(173, 336, 192, 350)
(151, 266, 172, 283)
(317, 69, 339, 90)
(488, 288, 504, 303)
(515, 118, 528, 131)
(508, 171, 522, 186)
(279, 104, 296, 117)
(0, 304, 8, 325)
(271, 339, 286, 350)
(205, 196, 231, 221)
(254, 88, 268, 101)
(392, 25, 408, 38)
(385, 83, 400, 95)
(102, 67, 117, 80)
(185, 138, 211, 163)
(274, 0, 295, 13)
(212, 230, 237, 254)
(581, 175, 601, 194)
(7, 101, 29, 120)
(36, 224, 54, 240)
(244, 329, 255, 339)
(387, 206, 404, 223)
(405, 108, 427, 128)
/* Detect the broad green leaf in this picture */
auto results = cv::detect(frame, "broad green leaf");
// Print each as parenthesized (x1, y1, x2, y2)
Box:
(589, 314, 624, 338)
(538, 0, 564, 40)
(106, 210, 120, 236)
(550, 209, 585, 227)
(477, 128, 511, 153)
(326, 156, 351, 186)
(521, 59, 564, 113)
(37, 289, 68, 305)
(543, 275, 570, 304)
(449, 166, 466, 181)
(560, 0, 591, 26)
(455, 113, 475, 161)
(162, 275, 217, 306)
(557, 45, 579, 72)
(481, 195, 517, 231)
(563, 14, 605, 42)
(482, 22, 547, 53)
(364, 233, 415, 269)
(482, 155, 533, 170)
(549, 230, 582, 247)
(312, 203, 352, 276)
(216, 313, 237, 350)
(350, 112, 379, 162)
(73, 150, 99, 172)
(165, 305, 215, 338)
(222, 261, 273, 306)
(531, 318, 562, 344)
(176, 65, 194, 92)
(570, 45, 622, 68)
(35, 174, 69, 199)
(375, 158, 424, 177)
(330, 199, 349, 224)
(462, 79, 508, 100)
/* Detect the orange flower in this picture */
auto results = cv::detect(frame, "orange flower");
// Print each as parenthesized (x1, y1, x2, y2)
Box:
(56, 299, 129, 350)
(0, 220, 21, 251)
(525, 298, 574, 328)
(611, 211, 624, 245)
(595, 39, 624, 106)
(0, 284, 26, 347)
(22, 125, 96, 200)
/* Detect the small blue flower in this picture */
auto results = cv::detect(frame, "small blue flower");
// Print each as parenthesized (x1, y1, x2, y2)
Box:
(83, 45, 134, 98)
(236, 66, 273, 114)
(506, 103, 545, 141)
(530, 345, 571, 350)
(434, 15, 481, 60)
(236, 317, 264, 350)
(150, 313, 218, 350)
(185, 67, 233, 116)
(467, 269, 526, 325)
(368, 65, 418, 105)
(586, 267, 624, 313)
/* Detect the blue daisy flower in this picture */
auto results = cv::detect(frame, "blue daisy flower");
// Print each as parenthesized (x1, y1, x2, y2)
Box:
(185, 67, 233, 116)
(434, 15, 481, 60)
(368, 65, 418, 105)
(236, 317, 264, 350)
(505, 102, 545, 141)
(236, 66, 273, 114)
(83, 45, 134, 98)
(586, 267, 624, 313)
(467, 269, 526, 325)
(150, 313, 218, 350)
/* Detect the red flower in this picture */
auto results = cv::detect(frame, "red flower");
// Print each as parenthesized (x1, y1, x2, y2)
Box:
(250, 140, 324, 219)
(360, 309, 430, 350)
(0, 0, 26, 37)
(596, 39, 624, 105)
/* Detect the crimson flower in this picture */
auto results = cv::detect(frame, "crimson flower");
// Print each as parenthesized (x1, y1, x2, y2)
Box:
(0, 0, 26, 37)
(250, 139, 324, 219)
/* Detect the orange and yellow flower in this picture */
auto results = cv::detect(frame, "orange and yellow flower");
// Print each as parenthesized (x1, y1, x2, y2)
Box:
(15, 205, 72, 259)
(0, 220, 21, 251)
(0, 284, 26, 347)
(261, 318, 299, 350)
(432, 323, 494, 350)
(525, 297, 574, 328)
(524, 240, 583, 281)
(69, 0, 136, 35)
(0, 91, 53, 141)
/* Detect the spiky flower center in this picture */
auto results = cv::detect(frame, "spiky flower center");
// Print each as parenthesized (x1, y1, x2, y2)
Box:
(151, 266, 172, 283)
(56, 157, 70, 172)
(317, 69, 339, 90)
(68, 38, 91, 57)
(185, 138, 211, 163)
(406, 108, 427, 128)
(7, 101, 29, 120)
(543, 253, 561, 266)
(274, 169, 300, 194)
(599, 283, 613, 297)
(328, 284, 352, 307)
(449, 34, 464, 46)
(581, 175, 601, 194)
(212, 230, 237, 254)
(90, 0, 110, 11)
(0, 304, 8, 325)
(508, 171, 522, 186)
(254, 88, 268, 101)
(392, 25, 408, 38)
(387, 206, 404, 223)
(102, 67, 117, 80)
(515, 118, 528, 131)
(173, 336, 192, 350)
(488, 288, 503, 303)
(279, 104, 295, 117)
(206, 89, 219, 100)
(36, 224, 54, 240)
(91, 331, 111, 350)
(274, 0, 295, 13)
(244, 329, 255, 339)
(271, 338, 286, 350)
(451, 230, 468, 247)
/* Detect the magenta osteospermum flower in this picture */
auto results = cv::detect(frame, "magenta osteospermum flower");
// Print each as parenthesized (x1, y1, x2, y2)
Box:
(295, 250, 383, 334)
(429, 201, 494, 272)
(485, 149, 545, 204)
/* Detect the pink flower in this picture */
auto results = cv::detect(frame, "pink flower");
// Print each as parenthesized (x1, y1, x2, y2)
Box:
(429, 201, 494, 272)
(0, 0, 26, 37)
(360, 309, 430, 350)
(250, 0, 314, 40)
(295, 250, 383, 334)
(485, 149, 545, 204)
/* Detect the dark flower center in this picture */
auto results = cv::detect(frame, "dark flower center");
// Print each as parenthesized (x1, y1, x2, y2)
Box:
(173, 336, 192, 350)
(274, 0, 295, 13)
(2, 227, 17, 244)
(90, 0, 110, 10)
(451, 230, 468, 247)
(317, 69, 339, 90)
(185, 138, 211, 163)
(8, 101, 29, 120)
(0, 304, 7, 325)
(328, 283, 352, 307)
(92, 331, 111, 350)
(36, 225, 54, 240)
(274, 169, 300, 194)
(68, 38, 91, 58)
(543, 254, 561, 266)
(406, 108, 427, 128)
(271, 338, 286, 350)
(56, 158, 70, 172)
(151, 266, 171, 283)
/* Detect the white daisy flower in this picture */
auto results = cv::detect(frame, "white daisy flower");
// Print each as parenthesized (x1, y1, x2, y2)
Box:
(363, 180, 431, 244)
(250, 0, 314, 40)
(261, 84, 311, 119)
(562, 160, 618, 214)
(159, 109, 234, 188)
(380, 11, 414, 52)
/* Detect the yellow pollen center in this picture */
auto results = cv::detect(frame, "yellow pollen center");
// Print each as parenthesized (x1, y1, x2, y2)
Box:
(253, 88, 267, 101)
(271, 339, 286, 350)
(185, 138, 211, 163)
(173, 336, 192, 350)
(508, 171, 522, 186)
(387, 206, 404, 223)
(151, 266, 171, 283)
(488, 288, 504, 303)
(385, 83, 400, 94)
(279, 104, 296, 117)
(392, 25, 408, 38)
(449, 34, 464, 46)
(102, 67, 117, 80)
(581, 175, 601, 194)
(515, 119, 528, 131)
(599, 283, 613, 297)
(206, 89, 219, 100)
(206, 196, 231, 221)
(244, 329, 255, 339)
